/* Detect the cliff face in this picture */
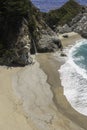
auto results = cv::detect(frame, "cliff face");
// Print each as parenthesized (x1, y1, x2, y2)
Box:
(0, 0, 33, 65)
(70, 7, 87, 38)
(56, 6, 87, 38)
(0, 0, 61, 65)
(47, 0, 87, 38)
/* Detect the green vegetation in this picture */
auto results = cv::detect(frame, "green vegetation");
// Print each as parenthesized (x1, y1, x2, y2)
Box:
(0, 0, 40, 64)
(43, 0, 82, 29)
(0, 0, 31, 16)
(0, 1, 39, 45)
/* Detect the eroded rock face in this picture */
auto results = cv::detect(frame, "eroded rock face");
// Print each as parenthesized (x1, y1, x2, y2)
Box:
(56, 24, 72, 34)
(60, 7, 87, 38)
(71, 12, 87, 37)
(0, 0, 34, 65)
(0, 18, 33, 66)
(14, 19, 32, 65)
(56, 7, 87, 38)
(37, 24, 62, 52)
(0, 0, 62, 65)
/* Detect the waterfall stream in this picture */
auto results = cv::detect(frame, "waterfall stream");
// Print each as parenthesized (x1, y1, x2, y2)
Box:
(32, 39, 37, 54)
(30, 39, 37, 54)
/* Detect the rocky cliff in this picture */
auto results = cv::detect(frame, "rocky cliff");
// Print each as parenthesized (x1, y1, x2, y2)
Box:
(49, 0, 87, 38)
(43, 0, 82, 30)
(56, 6, 87, 38)
(0, 0, 61, 65)
(70, 7, 87, 38)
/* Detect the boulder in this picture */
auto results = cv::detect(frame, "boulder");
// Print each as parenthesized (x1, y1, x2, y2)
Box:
(56, 24, 72, 34)
(60, 52, 67, 57)
(62, 34, 69, 38)
(37, 25, 62, 52)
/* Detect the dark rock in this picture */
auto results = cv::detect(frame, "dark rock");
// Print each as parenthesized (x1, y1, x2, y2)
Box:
(37, 24, 62, 52)
(81, 31, 87, 38)
(60, 52, 67, 57)
(62, 34, 69, 38)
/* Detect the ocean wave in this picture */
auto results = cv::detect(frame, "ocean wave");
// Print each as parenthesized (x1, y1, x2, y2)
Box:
(59, 39, 87, 116)
(68, 39, 87, 79)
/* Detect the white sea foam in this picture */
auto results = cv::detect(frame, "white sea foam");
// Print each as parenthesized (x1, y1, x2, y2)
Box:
(68, 39, 87, 79)
(58, 39, 87, 116)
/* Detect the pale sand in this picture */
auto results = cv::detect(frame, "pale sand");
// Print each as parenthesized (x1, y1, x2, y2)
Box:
(0, 32, 87, 130)
(37, 32, 87, 130)
(59, 32, 83, 47)
(0, 66, 35, 130)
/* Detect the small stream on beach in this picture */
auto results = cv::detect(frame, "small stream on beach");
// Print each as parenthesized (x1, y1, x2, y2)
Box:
(57, 39, 87, 116)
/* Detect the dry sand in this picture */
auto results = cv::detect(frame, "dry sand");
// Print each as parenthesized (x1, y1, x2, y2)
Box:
(0, 32, 87, 130)
(59, 32, 83, 47)
(0, 66, 35, 130)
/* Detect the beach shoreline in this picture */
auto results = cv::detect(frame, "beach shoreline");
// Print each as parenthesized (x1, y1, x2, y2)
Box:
(0, 32, 87, 130)
(37, 32, 87, 129)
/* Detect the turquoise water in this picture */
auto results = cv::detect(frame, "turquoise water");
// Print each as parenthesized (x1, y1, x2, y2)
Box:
(72, 42, 87, 70)
(31, 0, 87, 12)
(59, 39, 87, 116)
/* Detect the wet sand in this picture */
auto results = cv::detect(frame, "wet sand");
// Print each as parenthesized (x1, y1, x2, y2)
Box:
(37, 53, 87, 130)
(37, 32, 87, 130)
(0, 32, 87, 130)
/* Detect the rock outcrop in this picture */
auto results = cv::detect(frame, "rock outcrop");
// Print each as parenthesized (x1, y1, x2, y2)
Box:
(0, 0, 61, 65)
(43, 0, 81, 30)
(70, 8, 87, 38)
(0, 16, 32, 65)
(37, 22, 62, 52)
(13, 19, 32, 65)
(56, 24, 72, 34)
(56, 6, 87, 38)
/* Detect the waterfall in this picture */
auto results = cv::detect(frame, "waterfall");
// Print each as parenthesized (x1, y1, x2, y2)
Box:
(32, 39, 37, 54)
(30, 39, 37, 55)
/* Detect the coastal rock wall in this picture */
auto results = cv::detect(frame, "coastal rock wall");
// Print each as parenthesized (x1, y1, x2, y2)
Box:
(70, 9, 87, 38)
(56, 7, 87, 38)
(0, 0, 33, 65)
(13, 19, 32, 65)
(37, 22, 62, 52)
(0, 16, 32, 65)
(0, 0, 61, 65)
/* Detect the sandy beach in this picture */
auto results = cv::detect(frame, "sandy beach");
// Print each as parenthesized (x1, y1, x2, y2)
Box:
(0, 32, 87, 130)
